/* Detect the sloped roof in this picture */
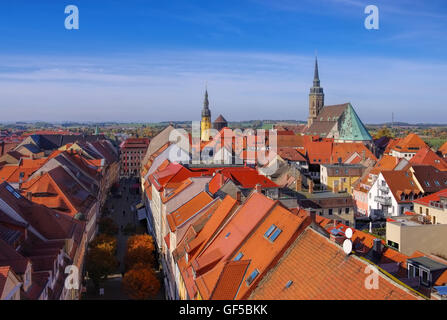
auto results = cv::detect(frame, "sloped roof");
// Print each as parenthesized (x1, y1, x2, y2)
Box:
(210, 260, 249, 300)
(338, 103, 373, 141)
(413, 188, 447, 207)
(439, 141, 447, 156)
(410, 165, 447, 193)
(142, 126, 175, 167)
(0, 238, 29, 274)
(392, 133, 428, 153)
(381, 171, 422, 203)
(249, 228, 419, 300)
(166, 191, 214, 232)
(214, 115, 227, 123)
(410, 148, 447, 171)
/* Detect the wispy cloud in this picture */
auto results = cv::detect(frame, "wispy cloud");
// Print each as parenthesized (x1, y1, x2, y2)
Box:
(0, 50, 446, 123)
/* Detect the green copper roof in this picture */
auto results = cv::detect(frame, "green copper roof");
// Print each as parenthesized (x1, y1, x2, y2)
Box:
(338, 103, 372, 141)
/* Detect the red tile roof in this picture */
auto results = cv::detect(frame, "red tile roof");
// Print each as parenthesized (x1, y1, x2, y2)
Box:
(391, 133, 428, 153)
(413, 188, 447, 207)
(381, 170, 422, 203)
(207, 167, 277, 195)
(410, 148, 447, 171)
(439, 141, 447, 156)
(210, 260, 249, 300)
(166, 192, 214, 232)
(249, 228, 419, 300)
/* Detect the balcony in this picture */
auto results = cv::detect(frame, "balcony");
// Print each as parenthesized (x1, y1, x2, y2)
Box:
(375, 195, 392, 206)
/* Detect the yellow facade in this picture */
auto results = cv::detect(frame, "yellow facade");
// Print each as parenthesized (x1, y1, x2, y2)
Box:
(325, 175, 360, 194)
(201, 116, 211, 142)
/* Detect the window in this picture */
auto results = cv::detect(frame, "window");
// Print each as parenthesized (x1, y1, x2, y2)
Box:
(234, 252, 244, 261)
(270, 228, 282, 242)
(246, 269, 259, 286)
(285, 280, 293, 289)
(421, 269, 429, 285)
(345, 208, 349, 214)
(225, 232, 231, 239)
(328, 209, 333, 215)
(264, 224, 282, 242)
(425, 181, 430, 187)
(435, 180, 440, 186)
(387, 240, 399, 250)
(264, 225, 276, 238)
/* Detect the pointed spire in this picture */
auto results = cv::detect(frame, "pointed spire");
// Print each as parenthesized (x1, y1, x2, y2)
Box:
(313, 56, 320, 87)
(204, 89, 209, 109)
(202, 88, 211, 118)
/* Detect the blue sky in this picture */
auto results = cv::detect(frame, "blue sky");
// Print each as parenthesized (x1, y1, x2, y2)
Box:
(0, 0, 446, 123)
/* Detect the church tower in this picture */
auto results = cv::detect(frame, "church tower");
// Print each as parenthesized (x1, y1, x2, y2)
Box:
(201, 89, 212, 141)
(308, 57, 324, 127)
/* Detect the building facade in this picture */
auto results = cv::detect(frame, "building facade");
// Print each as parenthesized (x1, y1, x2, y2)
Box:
(120, 138, 149, 177)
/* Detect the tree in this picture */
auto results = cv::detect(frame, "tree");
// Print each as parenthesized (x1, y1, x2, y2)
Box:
(85, 247, 119, 290)
(374, 126, 394, 139)
(122, 263, 160, 300)
(89, 234, 117, 255)
(98, 217, 118, 236)
(124, 234, 155, 270)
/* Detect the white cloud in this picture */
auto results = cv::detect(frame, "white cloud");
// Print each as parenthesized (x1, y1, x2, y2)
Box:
(0, 51, 445, 123)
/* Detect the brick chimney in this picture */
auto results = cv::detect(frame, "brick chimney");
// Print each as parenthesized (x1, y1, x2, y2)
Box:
(308, 179, 314, 194)
(295, 174, 302, 192)
(236, 191, 241, 204)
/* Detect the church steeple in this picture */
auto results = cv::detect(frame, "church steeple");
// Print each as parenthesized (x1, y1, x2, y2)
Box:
(308, 56, 325, 127)
(313, 57, 320, 87)
(201, 88, 212, 141)
(202, 89, 211, 118)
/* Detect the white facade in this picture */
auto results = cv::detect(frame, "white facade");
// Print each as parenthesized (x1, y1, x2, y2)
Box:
(368, 173, 414, 217)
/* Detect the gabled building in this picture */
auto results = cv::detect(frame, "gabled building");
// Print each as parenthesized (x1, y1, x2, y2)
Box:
(388, 133, 428, 160)
(0, 182, 86, 300)
(409, 148, 447, 171)
(368, 170, 423, 217)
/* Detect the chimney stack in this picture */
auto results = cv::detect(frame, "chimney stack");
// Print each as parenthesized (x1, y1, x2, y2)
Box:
(255, 183, 262, 193)
(236, 191, 241, 204)
(372, 238, 383, 258)
(26, 192, 32, 201)
(309, 210, 316, 223)
(308, 179, 314, 194)
(295, 174, 302, 192)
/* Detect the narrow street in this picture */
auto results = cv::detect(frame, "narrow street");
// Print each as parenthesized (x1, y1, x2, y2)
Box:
(110, 177, 139, 274)
(84, 176, 164, 300)
(84, 177, 140, 299)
